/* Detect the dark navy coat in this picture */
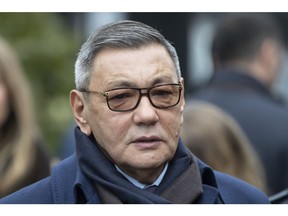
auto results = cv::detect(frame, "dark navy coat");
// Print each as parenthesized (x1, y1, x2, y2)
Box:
(0, 153, 269, 204)
(193, 69, 288, 195)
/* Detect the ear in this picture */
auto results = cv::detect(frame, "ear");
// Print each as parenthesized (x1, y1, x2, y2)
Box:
(70, 90, 92, 135)
(259, 39, 281, 85)
(180, 78, 185, 125)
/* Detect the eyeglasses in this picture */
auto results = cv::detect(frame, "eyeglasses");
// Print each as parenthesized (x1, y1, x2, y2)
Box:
(79, 82, 182, 112)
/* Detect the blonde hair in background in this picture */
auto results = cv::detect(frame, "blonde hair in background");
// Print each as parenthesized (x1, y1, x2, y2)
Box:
(180, 100, 268, 194)
(0, 37, 38, 196)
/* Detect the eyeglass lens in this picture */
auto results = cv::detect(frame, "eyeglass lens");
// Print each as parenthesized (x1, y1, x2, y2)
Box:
(106, 84, 181, 111)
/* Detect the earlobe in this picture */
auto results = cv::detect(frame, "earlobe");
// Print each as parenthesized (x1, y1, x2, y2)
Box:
(70, 90, 91, 135)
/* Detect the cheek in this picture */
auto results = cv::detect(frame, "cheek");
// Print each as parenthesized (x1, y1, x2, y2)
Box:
(90, 112, 131, 155)
(165, 110, 183, 136)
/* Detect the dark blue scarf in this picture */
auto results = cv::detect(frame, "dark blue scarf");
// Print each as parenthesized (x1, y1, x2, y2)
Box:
(75, 127, 203, 203)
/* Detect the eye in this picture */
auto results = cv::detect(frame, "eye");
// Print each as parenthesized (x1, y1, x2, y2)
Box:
(151, 86, 174, 97)
(109, 93, 132, 100)
(107, 89, 136, 101)
(153, 89, 172, 96)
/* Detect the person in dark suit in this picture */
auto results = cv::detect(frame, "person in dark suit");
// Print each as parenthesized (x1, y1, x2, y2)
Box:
(193, 13, 288, 195)
(0, 20, 269, 204)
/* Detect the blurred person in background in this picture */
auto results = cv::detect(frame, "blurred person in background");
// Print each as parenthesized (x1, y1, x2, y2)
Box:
(193, 13, 288, 195)
(0, 36, 51, 197)
(181, 101, 268, 194)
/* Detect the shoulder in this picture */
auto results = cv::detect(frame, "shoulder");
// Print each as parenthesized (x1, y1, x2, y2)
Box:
(0, 177, 53, 204)
(0, 155, 77, 204)
(196, 157, 269, 204)
(214, 171, 270, 204)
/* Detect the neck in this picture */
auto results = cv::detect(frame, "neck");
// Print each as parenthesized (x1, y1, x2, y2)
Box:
(117, 164, 165, 185)
(248, 63, 274, 88)
(223, 61, 273, 88)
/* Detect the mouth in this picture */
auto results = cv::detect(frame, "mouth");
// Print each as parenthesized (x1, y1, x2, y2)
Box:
(130, 136, 163, 149)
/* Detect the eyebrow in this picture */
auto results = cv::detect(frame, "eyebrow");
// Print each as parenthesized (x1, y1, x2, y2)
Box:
(151, 75, 176, 86)
(106, 80, 136, 89)
(106, 75, 176, 90)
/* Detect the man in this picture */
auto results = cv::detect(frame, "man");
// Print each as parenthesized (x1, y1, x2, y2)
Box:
(193, 13, 288, 195)
(0, 20, 269, 204)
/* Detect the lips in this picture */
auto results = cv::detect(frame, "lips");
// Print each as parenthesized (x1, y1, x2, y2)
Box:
(130, 136, 163, 149)
(132, 136, 162, 143)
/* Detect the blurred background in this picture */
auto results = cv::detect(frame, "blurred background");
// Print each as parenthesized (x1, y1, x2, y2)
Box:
(1, 12, 288, 157)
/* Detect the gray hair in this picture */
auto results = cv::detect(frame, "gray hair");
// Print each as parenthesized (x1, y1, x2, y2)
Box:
(74, 20, 181, 90)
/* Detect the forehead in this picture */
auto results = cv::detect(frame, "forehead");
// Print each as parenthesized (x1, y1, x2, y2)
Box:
(91, 44, 177, 88)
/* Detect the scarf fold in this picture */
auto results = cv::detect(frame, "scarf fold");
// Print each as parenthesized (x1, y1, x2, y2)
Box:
(75, 127, 203, 204)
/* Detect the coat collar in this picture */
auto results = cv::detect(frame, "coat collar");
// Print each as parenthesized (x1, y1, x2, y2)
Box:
(210, 68, 271, 97)
(72, 156, 225, 204)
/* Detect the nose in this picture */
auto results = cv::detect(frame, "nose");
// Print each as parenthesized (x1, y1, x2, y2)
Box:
(132, 95, 159, 125)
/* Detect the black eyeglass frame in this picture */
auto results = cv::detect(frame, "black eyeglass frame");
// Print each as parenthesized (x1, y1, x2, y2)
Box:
(79, 81, 182, 112)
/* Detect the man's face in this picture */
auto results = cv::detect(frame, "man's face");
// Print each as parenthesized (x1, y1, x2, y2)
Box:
(73, 44, 185, 177)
